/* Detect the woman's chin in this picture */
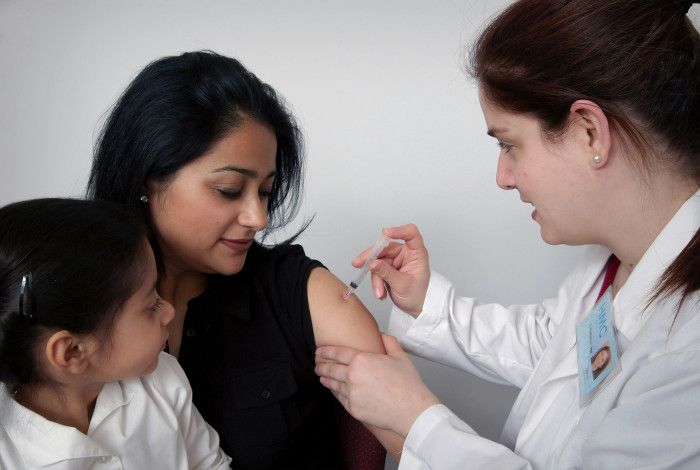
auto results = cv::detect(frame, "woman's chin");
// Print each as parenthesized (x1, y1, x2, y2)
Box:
(214, 255, 248, 276)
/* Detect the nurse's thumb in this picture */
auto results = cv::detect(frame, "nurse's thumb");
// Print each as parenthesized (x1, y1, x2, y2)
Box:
(381, 334, 406, 359)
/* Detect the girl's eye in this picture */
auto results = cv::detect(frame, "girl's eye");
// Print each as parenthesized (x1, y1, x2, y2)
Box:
(259, 188, 272, 199)
(149, 297, 163, 313)
(497, 141, 514, 154)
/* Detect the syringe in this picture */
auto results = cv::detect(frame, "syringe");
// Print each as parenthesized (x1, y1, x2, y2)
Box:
(342, 235, 391, 300)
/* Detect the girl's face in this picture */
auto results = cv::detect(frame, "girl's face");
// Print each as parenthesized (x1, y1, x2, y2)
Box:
(148, 119, 277, 276)
(479, 89, 595, 246)
(93, 242, 174, 379)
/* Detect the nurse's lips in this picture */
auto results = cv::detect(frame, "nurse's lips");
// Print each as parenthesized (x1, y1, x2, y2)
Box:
(220, 238, 254, 251)
(522, 201, 538, 220)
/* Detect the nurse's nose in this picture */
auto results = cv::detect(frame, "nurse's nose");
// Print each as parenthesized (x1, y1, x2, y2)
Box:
(496, 152, 516, 190)
(239, 193, 269, 231)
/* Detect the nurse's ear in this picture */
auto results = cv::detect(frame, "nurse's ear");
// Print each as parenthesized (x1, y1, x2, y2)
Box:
(568, 100, 612, 169)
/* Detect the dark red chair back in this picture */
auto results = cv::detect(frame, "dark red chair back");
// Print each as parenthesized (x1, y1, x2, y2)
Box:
(335, 400, 386, 470)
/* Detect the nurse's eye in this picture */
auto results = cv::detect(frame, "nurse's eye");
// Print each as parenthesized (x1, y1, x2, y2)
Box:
(497, 141, 514, 154)
(216, 188, 242, 199)
(259, 187, 272, 200)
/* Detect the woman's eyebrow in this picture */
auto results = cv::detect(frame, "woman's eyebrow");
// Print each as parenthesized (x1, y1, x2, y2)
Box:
(212, 166, 276, 178)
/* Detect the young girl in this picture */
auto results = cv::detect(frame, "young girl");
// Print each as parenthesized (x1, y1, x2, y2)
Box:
(0, 198, 231, 469)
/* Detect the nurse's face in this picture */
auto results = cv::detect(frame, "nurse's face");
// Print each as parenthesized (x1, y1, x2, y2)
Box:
(147, 119, 277, 277)
(479, 89, 595, 246)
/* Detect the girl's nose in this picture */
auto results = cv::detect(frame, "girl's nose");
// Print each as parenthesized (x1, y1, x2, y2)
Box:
(161, 299, 175, 326)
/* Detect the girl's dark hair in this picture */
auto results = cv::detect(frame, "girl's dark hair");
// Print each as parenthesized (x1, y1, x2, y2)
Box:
(87, 50, 306, 272)
(0, 198, 149, 387)
(470, 0, 700, 306)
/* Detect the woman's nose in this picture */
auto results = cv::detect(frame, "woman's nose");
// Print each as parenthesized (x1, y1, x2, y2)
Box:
(496, 153, 516, 190)
(238, 194, 269, 231)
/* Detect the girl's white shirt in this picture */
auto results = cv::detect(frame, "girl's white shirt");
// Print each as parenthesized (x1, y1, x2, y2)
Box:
(0, 352, 231, 469)
(389, 189, 700, 469)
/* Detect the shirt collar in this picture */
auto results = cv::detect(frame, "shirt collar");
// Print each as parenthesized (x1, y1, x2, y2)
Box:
(0, 381, 130, 466)
(613, 189, 700, 339)
(187, 243, 266, 322)
(195, 273, 252, 321)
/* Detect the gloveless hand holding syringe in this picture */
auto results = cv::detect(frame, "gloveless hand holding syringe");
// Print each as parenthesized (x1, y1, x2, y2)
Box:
(342, 235, 391, 300)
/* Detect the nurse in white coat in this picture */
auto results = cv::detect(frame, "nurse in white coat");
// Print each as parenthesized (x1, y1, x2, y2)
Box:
(315, 0, 700, 468)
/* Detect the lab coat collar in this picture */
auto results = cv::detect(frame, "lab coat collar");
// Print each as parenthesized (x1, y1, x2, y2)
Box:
(0, 380, 132, 466)
(545, 189, 700, 361)
(503, 189, 700, 448)
(612, 189, 700, 341)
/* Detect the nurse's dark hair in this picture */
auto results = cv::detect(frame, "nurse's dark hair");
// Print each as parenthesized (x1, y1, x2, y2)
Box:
(470, 0, 700, 307)
(87, 50, 306, 274)
(0, 198, 149, 388)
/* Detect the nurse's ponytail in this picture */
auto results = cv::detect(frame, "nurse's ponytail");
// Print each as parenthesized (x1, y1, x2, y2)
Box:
(469, 0, 700, 308)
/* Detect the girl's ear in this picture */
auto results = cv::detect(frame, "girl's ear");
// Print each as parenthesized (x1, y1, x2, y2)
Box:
(44, 331, 98, 376)
(569, 100, 612, 168)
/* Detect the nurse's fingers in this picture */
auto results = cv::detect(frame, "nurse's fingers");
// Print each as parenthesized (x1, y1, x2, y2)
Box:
(319, 376, 347, 397)
(315, 345, 361, 365)
(351, 240, 403, 268)
(315, 361, 349, 383)
(382, 224, 425, 250)
(369, 258, 399, 299)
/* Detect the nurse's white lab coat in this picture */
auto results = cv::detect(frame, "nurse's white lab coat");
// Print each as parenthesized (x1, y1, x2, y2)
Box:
(388, 190, 700, 469)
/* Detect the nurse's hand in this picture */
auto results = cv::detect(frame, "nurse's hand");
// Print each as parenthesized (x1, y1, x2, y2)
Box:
(315, 334, 440, 438)
(353, 223, 429, 316)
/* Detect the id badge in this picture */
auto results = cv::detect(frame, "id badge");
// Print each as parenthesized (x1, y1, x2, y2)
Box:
(576, 288, 620, 405)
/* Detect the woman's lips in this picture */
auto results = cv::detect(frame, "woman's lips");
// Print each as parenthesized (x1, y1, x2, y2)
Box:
(220, 238, 254, 252)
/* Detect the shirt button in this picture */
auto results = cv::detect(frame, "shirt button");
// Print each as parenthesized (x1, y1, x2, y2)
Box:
(186, 328, 197, 337)
(262, 390, 271, 399)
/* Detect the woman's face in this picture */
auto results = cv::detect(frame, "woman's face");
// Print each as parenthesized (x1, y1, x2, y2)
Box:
(479, 89, 595, 246)
(148, 119, 277, 276)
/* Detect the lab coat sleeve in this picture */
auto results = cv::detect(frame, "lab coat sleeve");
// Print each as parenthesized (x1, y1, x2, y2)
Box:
(388, 270, 568, 388)
(152, 353, 232, 469)
(580, 349, 700, 469)
(400, 404, 533, 470)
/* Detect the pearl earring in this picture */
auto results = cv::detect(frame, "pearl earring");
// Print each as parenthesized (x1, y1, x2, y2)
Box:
(139, 195, 149, 203)
(592, 155, 602, 165)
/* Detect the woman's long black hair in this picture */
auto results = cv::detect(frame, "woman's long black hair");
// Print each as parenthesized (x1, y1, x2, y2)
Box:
(87, 51, 306, 272)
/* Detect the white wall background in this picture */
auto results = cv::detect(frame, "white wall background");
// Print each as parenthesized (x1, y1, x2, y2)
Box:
(3, 2, 697, 468)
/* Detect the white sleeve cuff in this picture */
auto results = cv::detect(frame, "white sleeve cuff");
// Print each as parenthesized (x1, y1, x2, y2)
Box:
(387, 270, 453, 346)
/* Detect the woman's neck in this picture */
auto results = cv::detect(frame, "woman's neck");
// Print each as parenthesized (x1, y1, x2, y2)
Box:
(158, 266, 208, 306)
(603, 173, 698, 288)
(158, 264, 209, 358)
(14, 381, 103, 434)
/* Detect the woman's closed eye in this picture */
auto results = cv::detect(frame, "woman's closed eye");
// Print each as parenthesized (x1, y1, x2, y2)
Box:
(259, 187, 272, 199)
(215, 187, 242, 199)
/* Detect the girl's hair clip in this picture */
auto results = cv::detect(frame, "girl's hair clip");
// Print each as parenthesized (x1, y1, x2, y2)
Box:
(19, 272, 35, 323)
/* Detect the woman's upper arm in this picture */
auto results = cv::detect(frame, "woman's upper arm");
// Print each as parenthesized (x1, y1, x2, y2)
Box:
(307, 267, 385, 353)
(307, 267, 405, 460)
